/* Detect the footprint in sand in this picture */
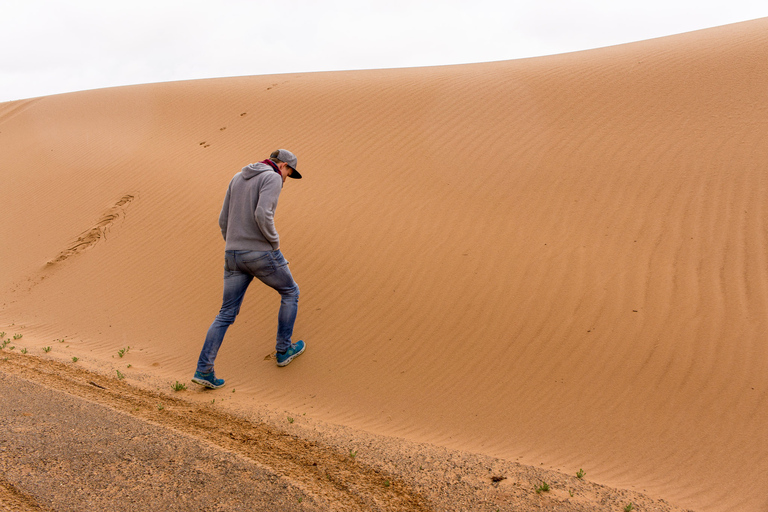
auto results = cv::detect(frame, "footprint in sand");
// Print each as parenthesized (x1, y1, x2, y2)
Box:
(47, 195, 135, 266)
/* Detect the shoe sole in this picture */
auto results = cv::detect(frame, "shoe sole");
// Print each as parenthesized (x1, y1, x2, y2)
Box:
(276, 344, 306, 367)
(191, 376, 225, 389)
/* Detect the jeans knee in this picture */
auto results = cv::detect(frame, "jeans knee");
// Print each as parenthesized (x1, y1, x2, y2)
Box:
(216, 307, 240, 325)
(283, 283, 300, 302)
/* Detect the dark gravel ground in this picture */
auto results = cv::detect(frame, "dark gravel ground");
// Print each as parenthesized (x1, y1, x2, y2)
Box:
(0, 372, 319, 512)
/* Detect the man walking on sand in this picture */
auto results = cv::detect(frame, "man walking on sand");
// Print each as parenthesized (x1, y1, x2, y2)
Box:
(192, 149, 305, 389)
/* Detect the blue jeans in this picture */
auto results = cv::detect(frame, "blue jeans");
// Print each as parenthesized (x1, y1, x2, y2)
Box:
(196, 250, 300, 373)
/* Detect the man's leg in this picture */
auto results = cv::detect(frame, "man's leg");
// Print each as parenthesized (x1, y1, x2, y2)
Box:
(256, 251, 300, 353)
(196, 254, 253, 373)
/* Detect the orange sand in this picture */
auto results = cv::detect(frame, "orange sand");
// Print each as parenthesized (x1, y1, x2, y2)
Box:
(2, 18, 768, 512)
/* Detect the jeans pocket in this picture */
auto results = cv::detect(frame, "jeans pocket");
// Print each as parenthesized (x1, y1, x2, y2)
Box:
(224, 253, 236, 272)
(241, 253, 276, 277)
(271, 250, 289, 267)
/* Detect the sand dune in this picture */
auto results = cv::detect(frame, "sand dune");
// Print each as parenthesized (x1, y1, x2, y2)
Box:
(2, 17, 768, 511)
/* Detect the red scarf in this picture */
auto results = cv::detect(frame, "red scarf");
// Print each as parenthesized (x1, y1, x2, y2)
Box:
(261, 159, 281, 175)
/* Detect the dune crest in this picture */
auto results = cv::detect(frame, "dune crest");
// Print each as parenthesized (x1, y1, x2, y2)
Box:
(2, 17, 768, 512)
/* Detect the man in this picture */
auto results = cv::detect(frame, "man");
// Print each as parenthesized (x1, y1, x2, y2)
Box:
(192, 149, 305, 389)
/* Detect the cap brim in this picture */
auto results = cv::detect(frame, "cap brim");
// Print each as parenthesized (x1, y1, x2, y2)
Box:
(289, 168, 302, 179)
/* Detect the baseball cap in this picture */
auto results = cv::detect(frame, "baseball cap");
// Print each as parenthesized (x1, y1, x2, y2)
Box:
(274, 149, 302, 179)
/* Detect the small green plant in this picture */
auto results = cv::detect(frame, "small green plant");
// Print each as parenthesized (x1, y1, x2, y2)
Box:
(287, 417, 294, 423)
(576, 468, 585, 479)
(624, 503, 634, 512)
(384, 480, 391, 488)
(8, 346, 14, 350)
(297, 497, 303, 503)
(0, 332, 5, 338)
(211, 398, 216, 404)
(13, 333, 22, 340)
(118, 346, 130, 358)
(72, 356, 79, 362)
(349, 449, 358, 459)
(535, 481, 550, 494)
(127, 364, 132, 368)
(171, 381, 186, 391)
(116, 369, 125, 380)
(157, 404, 165, 411)
(21, 348, 27, 354)
(43, 346, 51, 353)
(569, 489, 574, 497)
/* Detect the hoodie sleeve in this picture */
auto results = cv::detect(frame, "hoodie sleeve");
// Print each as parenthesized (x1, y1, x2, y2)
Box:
(218, 180, 233, 241)
(254, 173, 282, 250)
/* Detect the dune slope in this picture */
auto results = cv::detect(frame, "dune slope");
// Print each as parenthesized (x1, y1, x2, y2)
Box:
(2, 18, 768, 512)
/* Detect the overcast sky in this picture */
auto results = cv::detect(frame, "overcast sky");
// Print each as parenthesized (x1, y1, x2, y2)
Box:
(1, 0, 766, 102)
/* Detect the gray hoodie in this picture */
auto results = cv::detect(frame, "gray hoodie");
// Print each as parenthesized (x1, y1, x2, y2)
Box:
(219, 162, 283, 251)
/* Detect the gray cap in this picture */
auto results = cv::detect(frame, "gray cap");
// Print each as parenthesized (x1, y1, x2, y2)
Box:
(274, 149, 302, 179)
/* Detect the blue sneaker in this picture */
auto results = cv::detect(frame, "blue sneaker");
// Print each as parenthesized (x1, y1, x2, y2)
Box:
(276, 340, 305, 367)
(191, 370, 225, 389)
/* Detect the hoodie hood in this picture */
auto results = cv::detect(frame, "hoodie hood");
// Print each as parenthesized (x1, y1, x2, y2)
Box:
(241, 161, 275, 180)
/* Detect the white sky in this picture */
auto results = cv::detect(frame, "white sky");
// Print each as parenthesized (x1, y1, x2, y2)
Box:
(1, 0, 766, 102)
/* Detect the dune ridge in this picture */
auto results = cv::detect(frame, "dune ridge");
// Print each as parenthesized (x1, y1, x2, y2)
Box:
(2, 18, 768, 511)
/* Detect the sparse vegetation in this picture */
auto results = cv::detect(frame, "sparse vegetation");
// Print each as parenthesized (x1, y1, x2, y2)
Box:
(624, 503, 634, 512)
(43, 346, 51, 353)
(13, 333, 22, 340)
(576, 468, 585, 479)
(535, 481, 550, 494)
(349, 449, 358, 460)
(287, 417, 295, 423)
(116, 369, 125, 380)
(171, 381, 186, 392)
(118, 346, 130, 358)
(20, 348, 27, 354)
(157, 404, 165, 411)
(72, 357, 79, 362)
(384, 480, 391, 488)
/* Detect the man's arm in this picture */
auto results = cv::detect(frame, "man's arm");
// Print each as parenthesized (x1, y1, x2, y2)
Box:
(219, 183, 232, 241)
(255, 173, 282, 250)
